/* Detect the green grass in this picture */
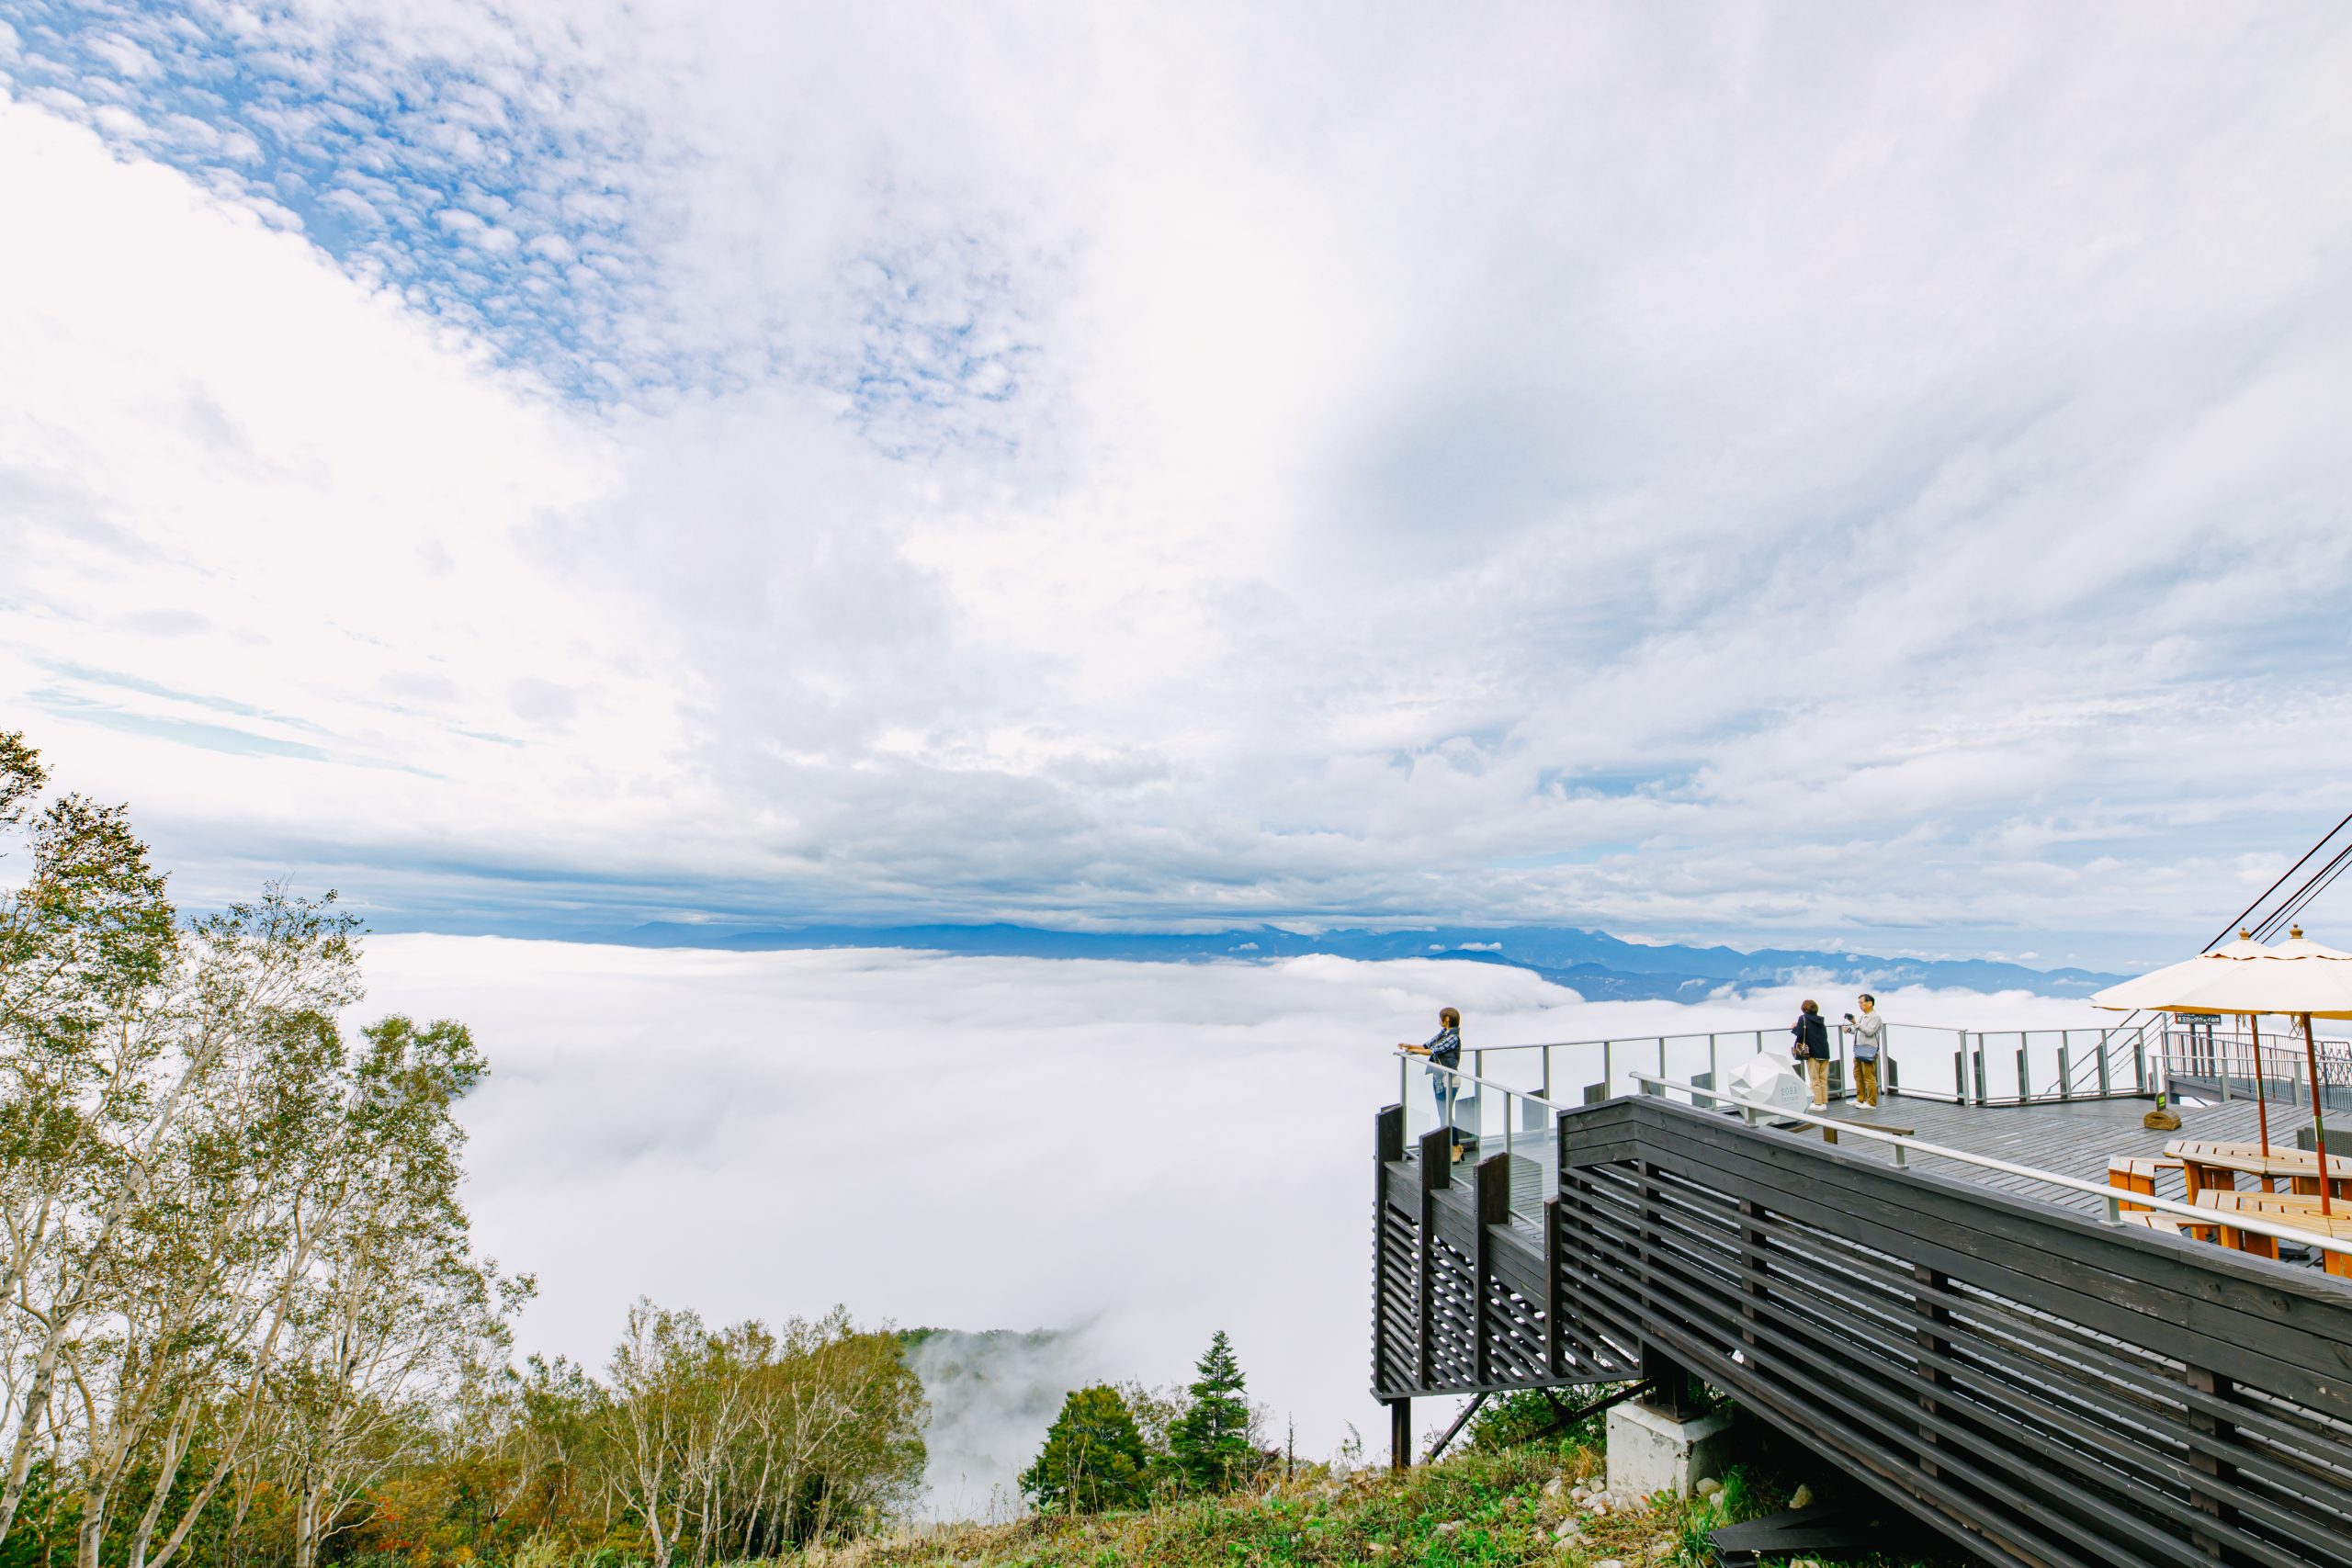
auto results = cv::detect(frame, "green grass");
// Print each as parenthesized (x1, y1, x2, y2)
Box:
(773, 1440, 1952, 1568)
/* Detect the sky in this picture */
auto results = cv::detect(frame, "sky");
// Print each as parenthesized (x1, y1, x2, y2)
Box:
(6, 4, 2352, 967)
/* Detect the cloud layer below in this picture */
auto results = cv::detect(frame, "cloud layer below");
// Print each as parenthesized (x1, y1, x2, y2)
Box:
(360, 935, 2119, 1506)
(6, 6, 2352, 963)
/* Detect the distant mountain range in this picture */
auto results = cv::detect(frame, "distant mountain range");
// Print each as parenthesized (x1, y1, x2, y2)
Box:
(607, 920, 2121, 1000)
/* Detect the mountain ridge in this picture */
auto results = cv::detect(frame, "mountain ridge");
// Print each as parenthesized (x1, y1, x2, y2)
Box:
(598, 920, 2120, 1000)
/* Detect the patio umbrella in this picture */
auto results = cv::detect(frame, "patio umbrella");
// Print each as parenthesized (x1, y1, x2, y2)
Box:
(2091, 927, 2352, 1213)
(2098, 933, 2283, 1154)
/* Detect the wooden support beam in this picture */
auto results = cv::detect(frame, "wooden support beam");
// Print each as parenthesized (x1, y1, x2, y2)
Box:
(1639, 1341, 1699, 1421)
(2185, 1363, 2236, 1558)
(1373, 1104, 1404, 1402)
(1912, 1263, 1950, 1482)
(1543, 1193, 1566, 1379)
(1424, 1392, 1487, 1463)
(1416, 1127, 1449, 1389)
(1473, 1154, 1510, 1387)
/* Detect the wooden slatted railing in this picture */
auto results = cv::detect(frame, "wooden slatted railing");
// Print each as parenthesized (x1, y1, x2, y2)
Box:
(1374, 1096, 2352, 1565)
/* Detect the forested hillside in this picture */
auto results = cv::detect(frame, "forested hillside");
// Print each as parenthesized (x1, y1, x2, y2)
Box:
(0, 733, 923, 1568)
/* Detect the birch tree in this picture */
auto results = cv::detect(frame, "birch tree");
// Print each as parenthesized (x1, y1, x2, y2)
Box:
(262, 1016, 517, 1568)
(0, 734, 177, 1543)
(589, 1305, 924, 1566)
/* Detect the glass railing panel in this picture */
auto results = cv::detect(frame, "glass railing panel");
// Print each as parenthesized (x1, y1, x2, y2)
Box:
(1399, 1055, 1467, 1155)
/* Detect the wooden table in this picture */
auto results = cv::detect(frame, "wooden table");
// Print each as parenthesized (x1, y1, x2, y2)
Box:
(2194, 1189, 2352, 1277)
(2164, 1139, 2352, 1201)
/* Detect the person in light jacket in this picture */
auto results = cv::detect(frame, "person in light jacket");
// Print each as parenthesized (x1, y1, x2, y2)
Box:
(1845, 993, 1885, 1108)
(1792, 998, 1831, 1110)
(1399, 1007, 1465, 1160)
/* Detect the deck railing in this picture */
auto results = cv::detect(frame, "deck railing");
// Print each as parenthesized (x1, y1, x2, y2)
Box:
(2156, 1026, 2352, 1112)
(1430, 1019, 2158, 1117)
(1399, 1050, 2352, 1263)
(1628, 1070, 2352, 1263)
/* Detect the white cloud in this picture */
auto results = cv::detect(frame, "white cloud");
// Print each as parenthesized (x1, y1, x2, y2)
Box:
(359, 937, 2111, 1505)
(6, 9, 2352, 959)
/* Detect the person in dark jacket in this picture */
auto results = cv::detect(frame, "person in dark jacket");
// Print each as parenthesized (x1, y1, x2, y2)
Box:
(1400, 1007, 1465, 1159)
(1792, 998, 1831, 1109)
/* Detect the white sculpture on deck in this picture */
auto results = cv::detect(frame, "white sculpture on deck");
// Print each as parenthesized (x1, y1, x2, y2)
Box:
(1726, 1053, 1807, 1115)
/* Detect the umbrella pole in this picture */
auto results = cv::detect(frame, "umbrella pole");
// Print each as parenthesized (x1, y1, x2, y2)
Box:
(2252, 1014, 2271, 1159)
(2304, 1012, 2333, 1216)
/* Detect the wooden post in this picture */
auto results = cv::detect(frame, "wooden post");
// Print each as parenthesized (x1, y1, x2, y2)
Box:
(1913, 1263, 1951, 1481)
(1374, 1105, 1404, 1403)
(1640, 1341, 1697, 1421)
(1473, 1154, 1510, 1386)
(1417, 1127, 1450, 1388)
(1543, 1194, 1566, 1379)
(1738, 1196, 1766, 1359)
(1388, 1399, 1412, 1472)
(1639, 1157, 1663, 1328)
(2185, 1363, 2236, 1557)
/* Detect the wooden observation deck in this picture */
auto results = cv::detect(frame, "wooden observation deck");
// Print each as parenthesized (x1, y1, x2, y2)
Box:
(1373, 1077, 2352, 1567)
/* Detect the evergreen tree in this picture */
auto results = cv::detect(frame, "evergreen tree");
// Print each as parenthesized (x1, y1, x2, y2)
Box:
(1168, 1330, 1255, 1494)
(1019, 1386, 1151, 1515)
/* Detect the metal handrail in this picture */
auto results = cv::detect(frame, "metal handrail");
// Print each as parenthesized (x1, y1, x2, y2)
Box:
(1462, 1020, 1971, 1058)
(1404, 1051, 2352, 1258)
(1458, 1022, 2151, 1110)
(1626, 1070, 2352, 1263)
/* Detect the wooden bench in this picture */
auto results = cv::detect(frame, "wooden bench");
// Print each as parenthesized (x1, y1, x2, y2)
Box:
(2107, 1156, 2186, 1213)
(2120, 1211, 2219, 1243)
(1817, 1118, 1913, 1146)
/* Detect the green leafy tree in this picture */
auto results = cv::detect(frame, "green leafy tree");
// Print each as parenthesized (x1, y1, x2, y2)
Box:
(0, 731, 937, 1566)
(1114, 1381, 1186, 1499)
(1019, 1386, 1149, 1516)
(0, 731, 180, 1545)
(1168, 1331, 1255, 1495)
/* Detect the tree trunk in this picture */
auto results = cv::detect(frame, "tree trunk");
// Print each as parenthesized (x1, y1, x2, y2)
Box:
(75, 1470, 114, 1568)
(0, 1037, 225, 1543)
(0, 1334, 63, 1541)
(125, 1396, 198, 1568)
(294, 1485, 323, 1568)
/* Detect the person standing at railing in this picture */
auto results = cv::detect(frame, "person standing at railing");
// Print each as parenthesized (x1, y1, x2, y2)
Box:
(1845, 993, 1884, 1108)
(1792, 999, 1831, 1109)
(1399, 1007, 1465, 1161)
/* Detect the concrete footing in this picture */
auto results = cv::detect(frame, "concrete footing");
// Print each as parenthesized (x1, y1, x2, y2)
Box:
(1605, 1399, 1736, 1500)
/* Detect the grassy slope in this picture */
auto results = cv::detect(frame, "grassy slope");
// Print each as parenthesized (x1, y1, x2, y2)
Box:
(797, 1444, 1946, 1568)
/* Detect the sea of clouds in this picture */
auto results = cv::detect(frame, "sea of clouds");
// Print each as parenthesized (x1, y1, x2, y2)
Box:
(357, 935, 2109, 1516)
